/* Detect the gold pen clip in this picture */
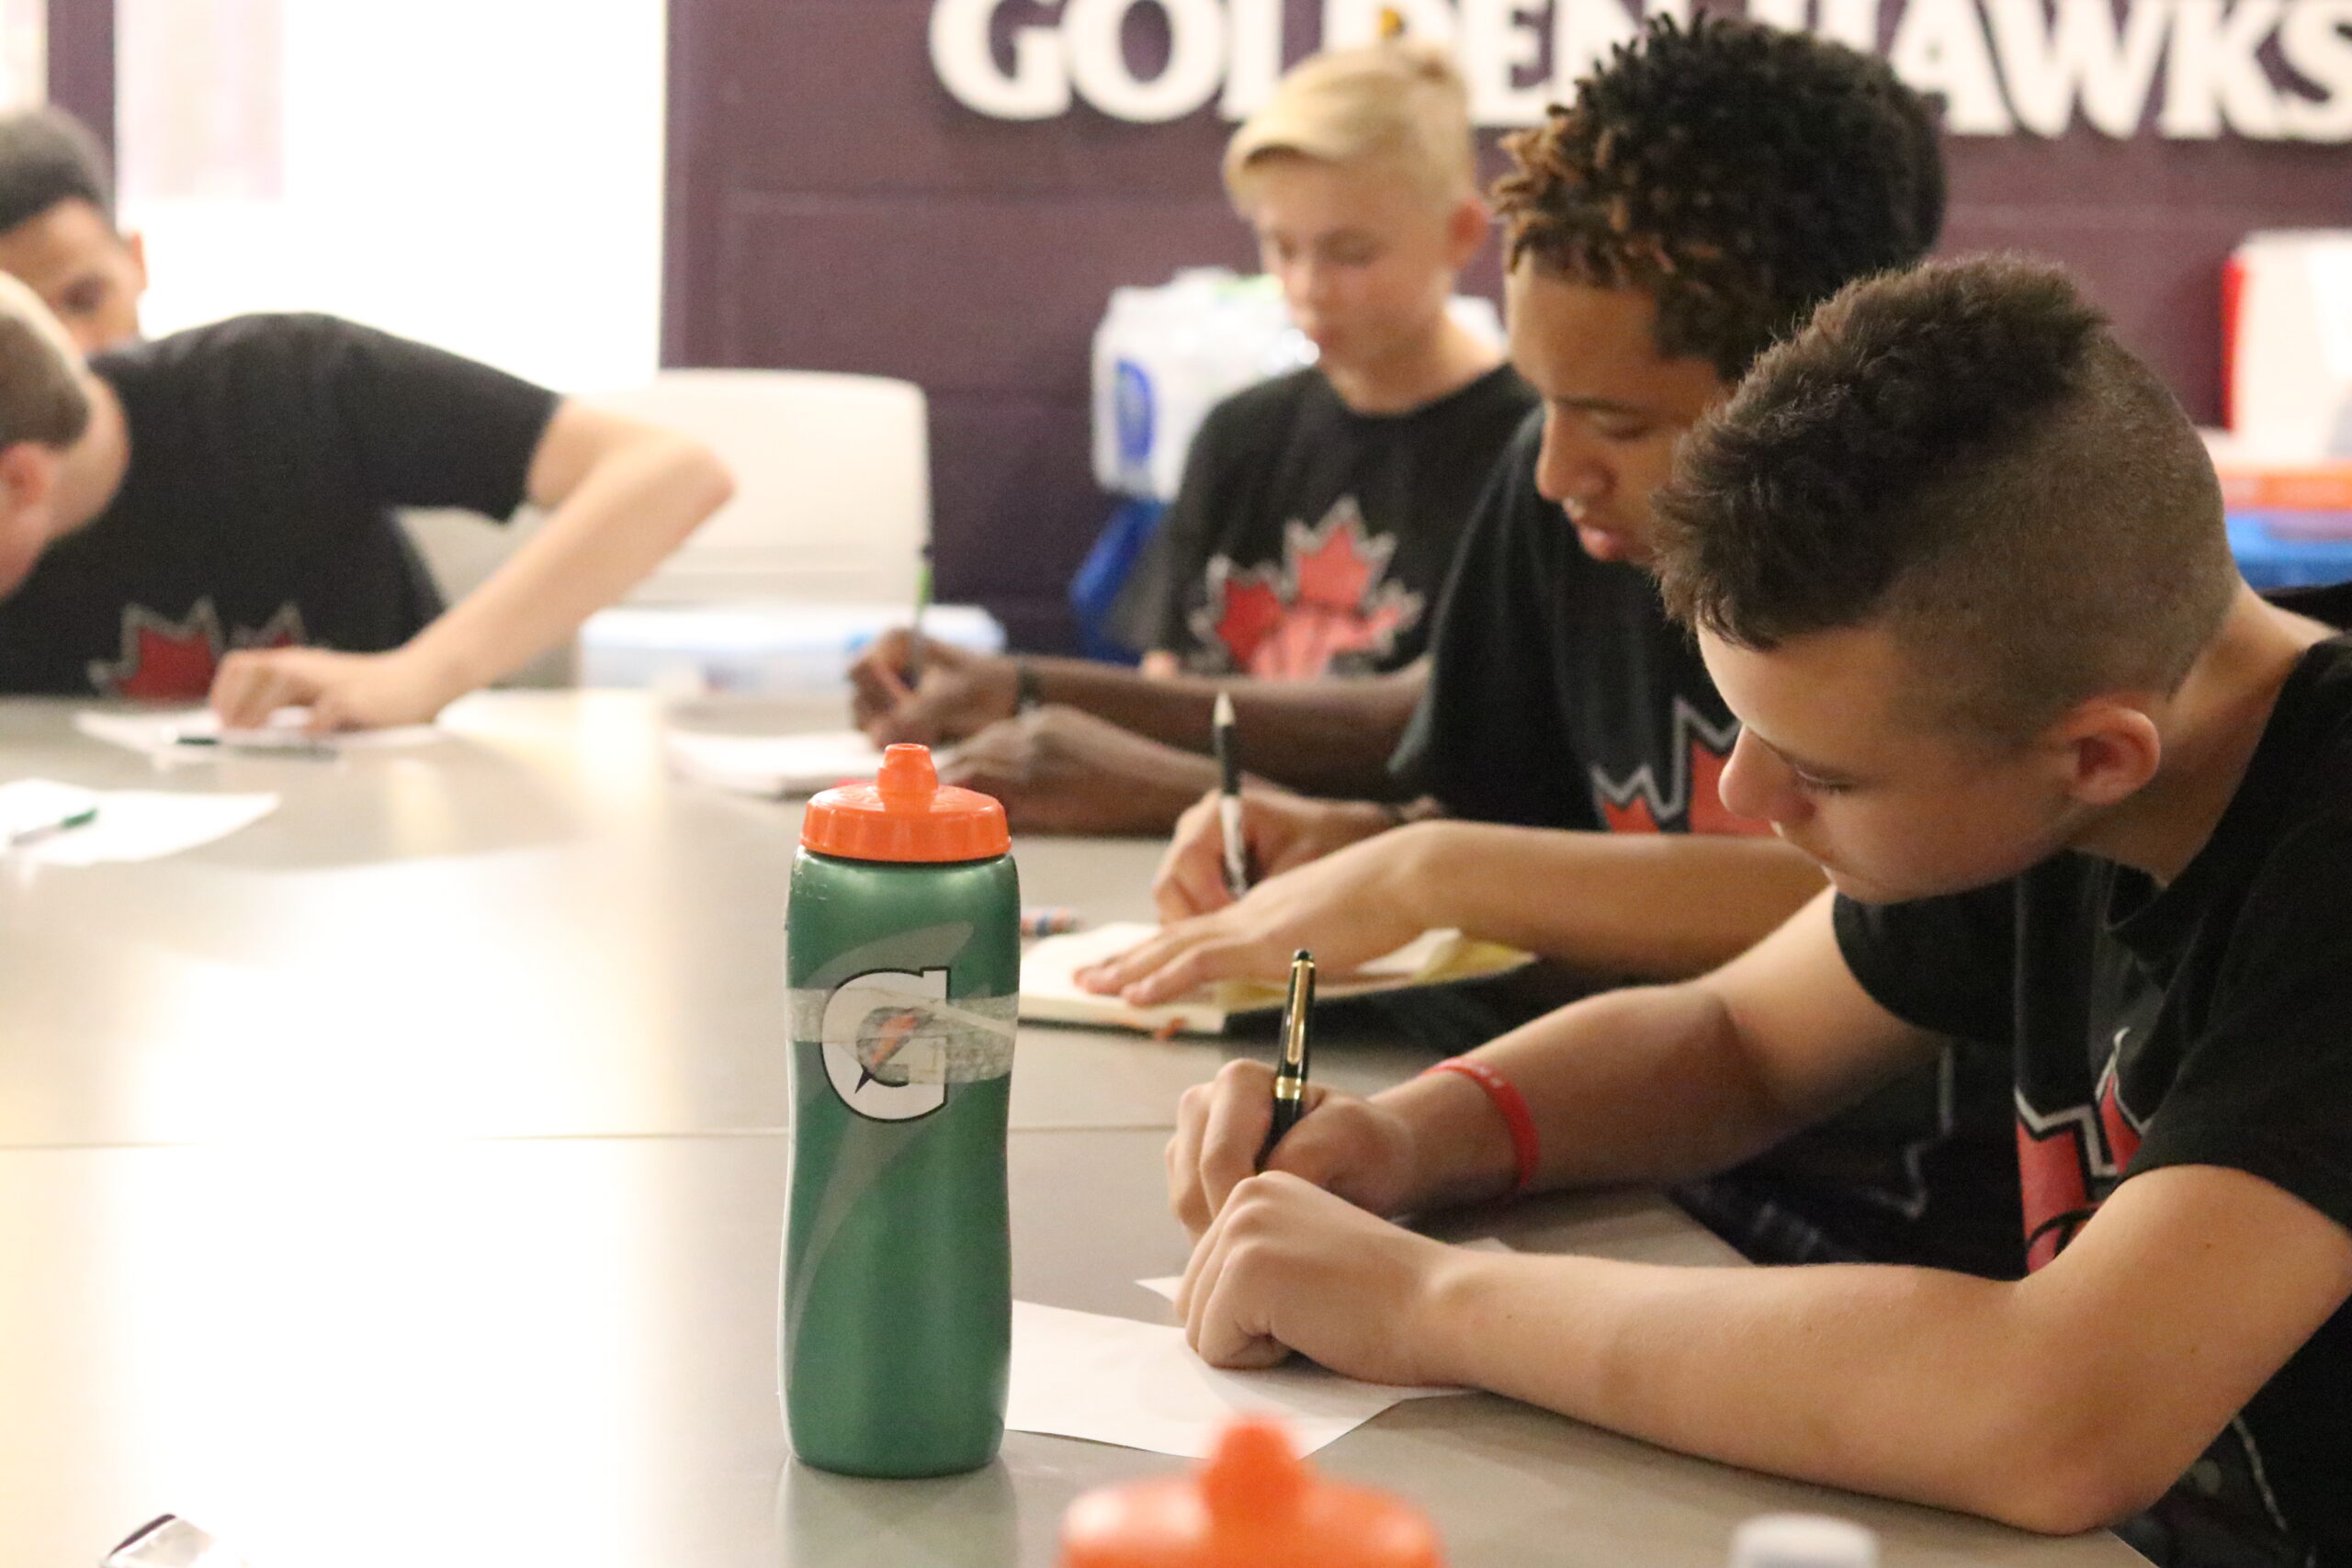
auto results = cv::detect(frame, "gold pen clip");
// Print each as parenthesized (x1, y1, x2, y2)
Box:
(1273, 951, 1315, 1101)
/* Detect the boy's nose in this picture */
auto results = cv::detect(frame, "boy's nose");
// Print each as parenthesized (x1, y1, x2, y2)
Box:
(1534, 423, 1609, 508)
(1719, 730, 1803, 828)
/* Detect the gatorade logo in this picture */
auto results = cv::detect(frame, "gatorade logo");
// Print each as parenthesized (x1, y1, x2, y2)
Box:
(820, 967, 952, 1122)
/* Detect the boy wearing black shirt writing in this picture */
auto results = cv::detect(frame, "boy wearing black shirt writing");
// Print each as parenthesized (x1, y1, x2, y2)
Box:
(0, 282, 729, 725)
(1169, 255, 2352, 1568)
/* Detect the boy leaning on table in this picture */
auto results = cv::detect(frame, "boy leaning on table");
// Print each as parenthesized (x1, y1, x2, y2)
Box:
(0, 275, 731, 728)
(1166, 255, 2352, 1568)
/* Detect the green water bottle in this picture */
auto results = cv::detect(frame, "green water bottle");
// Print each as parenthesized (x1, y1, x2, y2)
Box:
(782, 742, 1020, 1477)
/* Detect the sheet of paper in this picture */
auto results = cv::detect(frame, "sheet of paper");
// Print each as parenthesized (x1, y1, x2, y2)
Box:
(1019, 922, 1532, 1036)
(6, 788, 277, 865)
(1134, 1237, 1515, 1304)
(1006, 1300, 1463, 1459)
(662, 728, 884, 797)
(75, 707, 441, 757)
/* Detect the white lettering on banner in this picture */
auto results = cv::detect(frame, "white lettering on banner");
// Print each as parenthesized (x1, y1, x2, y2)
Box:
(1890, 0, 2016, 133)
(2161, 0, 2284, 137)
(932, 0, 1072, 118)
(1067, 0, 1230, 120)
(1462, 0, 1552, 123)
(1223, 0, 1286, 114)
(2282, 0, 2352, 138)
(1815, 0, 1882, 49)
(1987, 0, 2168, 136)
(927, 0, 2352, 140)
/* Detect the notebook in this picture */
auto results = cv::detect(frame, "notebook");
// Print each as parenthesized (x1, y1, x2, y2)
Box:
(1019, 921, 1532, 1036)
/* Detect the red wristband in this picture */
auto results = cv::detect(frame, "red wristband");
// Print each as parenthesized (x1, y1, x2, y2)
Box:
(1422, 1057, 1542, 1195)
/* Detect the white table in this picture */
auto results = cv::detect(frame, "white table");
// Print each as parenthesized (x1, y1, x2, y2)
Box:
(0, 694, 2143, 1568)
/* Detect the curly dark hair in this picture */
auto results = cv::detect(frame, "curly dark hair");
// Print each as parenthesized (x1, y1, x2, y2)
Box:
(0, 107, 113, 235)
(1495, 16, 1944, 382)
(1654, 255, 2235, 739)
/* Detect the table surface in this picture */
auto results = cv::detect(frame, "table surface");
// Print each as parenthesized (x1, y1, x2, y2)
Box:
(0, 693, 2143, 1568)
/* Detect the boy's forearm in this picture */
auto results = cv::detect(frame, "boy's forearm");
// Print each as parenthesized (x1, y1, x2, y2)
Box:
(406, 434, 729, 694)
(1397, 822, 1826, 980)
(1376, 981, 1805, 1210)
(1420, 1251, 2119, 1534)
(1023, 659, 1425, 796)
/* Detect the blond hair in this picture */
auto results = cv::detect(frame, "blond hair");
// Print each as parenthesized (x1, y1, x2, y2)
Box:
(1224, 42, 1476, 209)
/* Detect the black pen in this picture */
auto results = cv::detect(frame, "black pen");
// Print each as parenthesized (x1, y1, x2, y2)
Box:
(1212, 691, 1248, 899)
(1259, 950, 1316, 1166)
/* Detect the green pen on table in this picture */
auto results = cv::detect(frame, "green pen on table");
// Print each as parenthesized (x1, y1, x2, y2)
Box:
(1259, 950, 1316, 1166)
(4, 800, 97, 849)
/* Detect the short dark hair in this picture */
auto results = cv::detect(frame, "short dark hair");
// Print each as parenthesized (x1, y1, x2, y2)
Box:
(1493, 17, 1945, 383)
(1654, 254, 2237, 739)
(0, 107, 115, 235)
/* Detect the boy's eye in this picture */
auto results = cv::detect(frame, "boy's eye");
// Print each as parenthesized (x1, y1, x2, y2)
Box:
(1324, 240, 1380, 266)
(57, 282, 107, 318)
(1794, 773, 1853, 796)
(1590, 417, 1657, 442)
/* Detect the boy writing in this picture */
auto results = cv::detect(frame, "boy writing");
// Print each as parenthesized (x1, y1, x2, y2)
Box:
(1168, 256, 2352, 1568)
(853, 39, 1533, 833)
(1091, 21, 2018, 1278)
(0, 279, 730, 728)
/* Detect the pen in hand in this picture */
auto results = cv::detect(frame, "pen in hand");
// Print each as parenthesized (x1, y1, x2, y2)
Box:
(1213, 691, 1248, 900)
(1259, 950, 1316, 1167)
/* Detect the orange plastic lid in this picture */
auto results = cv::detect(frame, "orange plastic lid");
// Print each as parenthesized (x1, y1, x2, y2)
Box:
(799, 744, 1010, 863)
(1059, 1416, 1443, 1568)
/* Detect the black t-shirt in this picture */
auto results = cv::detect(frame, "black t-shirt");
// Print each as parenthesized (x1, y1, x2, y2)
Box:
(1837, 636, 2352, 1568)
(0, 313, 558, 699)
(1114, 364, 1536, 679)
(1393, 413, 2023, 1278)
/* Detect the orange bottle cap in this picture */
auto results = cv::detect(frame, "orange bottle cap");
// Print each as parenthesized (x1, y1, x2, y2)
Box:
(1059, 1416, 1443, 1568)
(799, 744, 1010, 863)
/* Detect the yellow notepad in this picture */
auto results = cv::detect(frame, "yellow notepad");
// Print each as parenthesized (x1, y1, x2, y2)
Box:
(1019, 922, 1532, 1036)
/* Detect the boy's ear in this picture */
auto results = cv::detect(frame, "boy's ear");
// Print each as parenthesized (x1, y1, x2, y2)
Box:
(1443, 195, 1489, 269)
(0, 439, 62, 521)
(0, 441, 62, 592)
(122, 229, 150, 294)
(2044, 696, 2163, 808)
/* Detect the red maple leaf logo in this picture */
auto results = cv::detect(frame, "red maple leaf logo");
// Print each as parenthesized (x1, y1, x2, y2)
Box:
(1592, 702, 1773, 838)
(88, 600, 308, 701)
(1193, 500, 1423, 681)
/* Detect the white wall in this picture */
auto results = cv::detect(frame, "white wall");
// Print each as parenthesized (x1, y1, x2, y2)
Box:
(121, 0, 666, 394)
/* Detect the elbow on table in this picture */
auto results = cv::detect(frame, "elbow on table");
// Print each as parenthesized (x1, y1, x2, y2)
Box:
(1949, 1402, 2187, 1538)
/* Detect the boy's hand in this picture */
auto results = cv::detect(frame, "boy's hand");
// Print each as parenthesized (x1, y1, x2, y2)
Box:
(939, 705, 1217, 834)
(1154, 789, 1397, 921)
(849, 630, 1018, 746)
(1164, 1059, 1421, 1236)
(1174, 1170, 1471, 1386)
(210, 646, 461, 732)
(1083, 825, 1433, 1006)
